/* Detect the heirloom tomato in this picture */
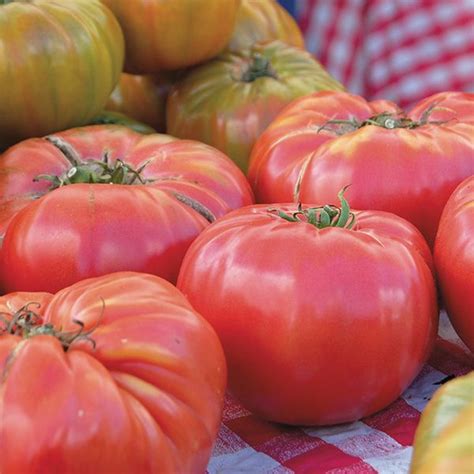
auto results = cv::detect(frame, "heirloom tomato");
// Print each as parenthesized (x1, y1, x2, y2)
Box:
(101, 0, 240, 72)
(0, 0, 124, 148)
(411, 372, 474, 473)
(0, 272, 226, 473)
(434, 176, 474, 352)
(226, 0, 304, 52)
(0, 125, 253, 293)
(248, 91, 474, 246)
(89, 111, 156, 135)
(105, 72, 177, 133)
(167, 41, 344, 172)
(177, 192, 438, 425)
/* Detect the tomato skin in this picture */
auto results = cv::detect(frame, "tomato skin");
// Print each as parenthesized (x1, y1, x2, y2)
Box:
(101, 0, 240, 72)
(227, 0, 304, 52)
(105, 73, 177, 132)
(0, 125, 254, 293)
(0, 272, 226, 473)
(177, 205, 438, 425)
(434, 176, 474, 352)
(248, 91, 474, 246)
(167, 41, 344, 172)
(0, 0, 124, 148)
(410, 373, 474, 473)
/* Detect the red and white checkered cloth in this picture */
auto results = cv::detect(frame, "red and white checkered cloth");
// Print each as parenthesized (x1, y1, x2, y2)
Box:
(208, 311, 473, 473)
(298, 0, 474, 109)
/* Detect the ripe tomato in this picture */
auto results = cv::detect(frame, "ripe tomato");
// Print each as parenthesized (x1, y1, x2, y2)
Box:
(248, 91, 474, 246)
(105, 72, 177, 132)
(177, 194, 438, 425)
(410, 373, 474, 473)
(226, 0, 304, 52)
(434, 176, 474, 352)
(101, 0, 240, 72)
(0, 272, 226, 473)
(0, 0, 124, 148)
(167, 41, 344, 172)
(0, 125, 253, 293)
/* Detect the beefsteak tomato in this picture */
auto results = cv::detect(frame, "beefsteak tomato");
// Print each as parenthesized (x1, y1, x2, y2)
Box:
(177, 193, 438, 425)
(434, 176, 474, 352)
(226, 0, 304, 52)
(101, 0, 240, 72)
(248, 91, 474, 246)
(0, 125, 253, 293)
(0, 272, 226, 473)
(167, 41, 344, 172)
(0, 0, 124, 148)
(410, 372, 474, 473)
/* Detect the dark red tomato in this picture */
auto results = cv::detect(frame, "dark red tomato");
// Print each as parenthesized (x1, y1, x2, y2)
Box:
(0, 125, 253, 293)
(434, 176, 474, 352)
(177, 195, 438, 425)
(0, 272, 226, 473)
(248, 91, 474, 246)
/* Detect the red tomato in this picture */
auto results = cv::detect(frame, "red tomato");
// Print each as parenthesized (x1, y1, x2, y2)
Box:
(177, 195, 438, 425)
(0, 125, 254, 293)
(0, 272, 226, 473)
(248, 91, 474, 246)
(434, 176, 474, 352)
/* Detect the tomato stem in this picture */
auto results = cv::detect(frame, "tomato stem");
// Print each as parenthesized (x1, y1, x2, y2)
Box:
(241, 53, 278, 82)
(269, 186, 356, 230)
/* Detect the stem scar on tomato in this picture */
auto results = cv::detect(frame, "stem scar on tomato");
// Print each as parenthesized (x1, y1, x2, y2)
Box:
(268, 185, 356, 229)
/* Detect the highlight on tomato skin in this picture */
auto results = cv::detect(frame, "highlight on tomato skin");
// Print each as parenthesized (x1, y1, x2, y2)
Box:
(177, 194, 438, 426)
(0, 125, 254, 294)
(0, 271, 227, 474)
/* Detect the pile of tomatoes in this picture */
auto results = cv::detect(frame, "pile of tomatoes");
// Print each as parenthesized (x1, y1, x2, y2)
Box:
(0, 1, 472, 472)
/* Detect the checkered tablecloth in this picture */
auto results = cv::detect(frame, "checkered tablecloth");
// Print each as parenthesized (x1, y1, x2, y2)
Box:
(208, 311, 473, 473)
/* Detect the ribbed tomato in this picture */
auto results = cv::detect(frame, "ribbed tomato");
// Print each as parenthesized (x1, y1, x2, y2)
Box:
(248, 91, 474, 246)
(101, 0, 240, 72)
(0, 0, 124, 148)
(0, 272, 226, 473)
(226, 0, 304, 52)
(167, 41, 344, 172)
(434, 176, 474, 352)
(0, 125, 253, 293)
(177, 195, 437, 425)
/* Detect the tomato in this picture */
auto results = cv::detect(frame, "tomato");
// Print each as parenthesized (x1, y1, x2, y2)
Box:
(0, 125, 254, 293)
(89, 111, 156, 134)
(248, 91, 474, 246)
(0, 0, 124, 148)
(167, 41, 344, 172)
(226, 0, 304, 52)
(105, 72, 177, 133)
(0, 272, 227, 473)
(410, 372, 474, 473)
(177, 193, 438, 425)
(101, 0, 240, 72)
(434, 176, 474, 352)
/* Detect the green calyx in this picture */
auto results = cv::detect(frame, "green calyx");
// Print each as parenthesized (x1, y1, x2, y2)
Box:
(269, 186, 356, 230)
(34, 157, 152, 191)
(0, 302, 98, 351)
(241, 53, 278, 82)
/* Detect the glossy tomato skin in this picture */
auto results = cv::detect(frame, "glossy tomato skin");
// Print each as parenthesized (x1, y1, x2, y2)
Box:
(105, 72, 177, 132)
(226, 0, 304, 52)
(101, 0, 240, 72)
(410, 373, 474, 473)
(167, 41, 344, 172)
(0, 125, 254, 293)
(0, 0, 124, 148)
(177, 205, 438, 425)
(0, 272, 227, 473)
(248, 91, 474, 246)
(434, 177, 474, 352)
